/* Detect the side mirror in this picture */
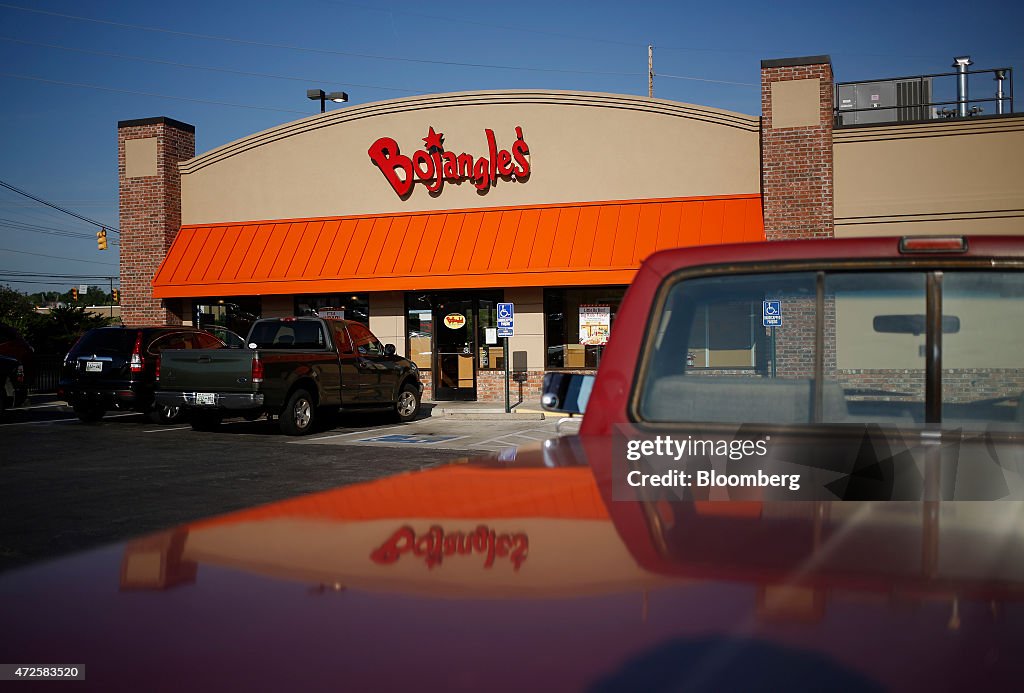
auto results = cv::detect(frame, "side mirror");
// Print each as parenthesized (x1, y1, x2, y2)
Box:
(384, 343, 397, 356)
(541, 372, 594, 415)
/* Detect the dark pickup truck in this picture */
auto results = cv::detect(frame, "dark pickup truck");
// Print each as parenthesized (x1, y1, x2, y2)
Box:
(155, 317, 422, 435)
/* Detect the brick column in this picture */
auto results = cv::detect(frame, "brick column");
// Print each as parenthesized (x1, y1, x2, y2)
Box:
(118, 117, 195, 326)
(760, 56, 834, 240)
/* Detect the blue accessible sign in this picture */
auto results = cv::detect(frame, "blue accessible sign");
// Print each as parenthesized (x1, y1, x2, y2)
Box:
(762, 300, 782, 327)
(497, 302, 514, 337)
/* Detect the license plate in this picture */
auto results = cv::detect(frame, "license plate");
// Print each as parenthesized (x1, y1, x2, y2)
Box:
(195, 393, 217, 406)
(85, 361, 103, 373)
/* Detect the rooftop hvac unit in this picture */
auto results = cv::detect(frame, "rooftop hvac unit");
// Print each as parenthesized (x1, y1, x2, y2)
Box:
(836, 78, 933, 125)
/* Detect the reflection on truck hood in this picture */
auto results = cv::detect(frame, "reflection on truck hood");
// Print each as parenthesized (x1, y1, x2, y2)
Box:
(1, 437, 1022, 691)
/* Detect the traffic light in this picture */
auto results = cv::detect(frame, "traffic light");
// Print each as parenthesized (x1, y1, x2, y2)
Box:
(97, 229, 108, 251)
(71, 287, 78, 302)
(112, 289, 119, 303)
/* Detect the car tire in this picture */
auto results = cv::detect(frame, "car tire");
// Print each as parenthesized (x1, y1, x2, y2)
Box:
(280, 388, 316, 436)
(393, 382, 421, 423)
(73, 402, 105, 423)
(190, 411, 223, 431)
(149, 403, 186, 425)
(0, 379, 7, 421)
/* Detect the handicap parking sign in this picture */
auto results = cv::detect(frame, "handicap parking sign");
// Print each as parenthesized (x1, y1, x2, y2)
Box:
(497, 302, 514, 337)
(763, 300, 782, 327)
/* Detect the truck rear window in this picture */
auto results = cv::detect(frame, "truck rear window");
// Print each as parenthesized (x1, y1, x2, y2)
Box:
(638, 269, 1024, 430)
(248, 321, 327, 349)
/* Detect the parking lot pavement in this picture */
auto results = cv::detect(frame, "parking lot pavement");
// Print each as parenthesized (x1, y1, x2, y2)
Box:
(295, 415, 565, 453)
(0, 399, 574, 574)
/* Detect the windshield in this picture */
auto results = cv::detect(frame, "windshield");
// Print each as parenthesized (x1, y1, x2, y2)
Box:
(247, 320, 327, 349)
(639, 269, 1024, 430)
(71, 329, 137, 356)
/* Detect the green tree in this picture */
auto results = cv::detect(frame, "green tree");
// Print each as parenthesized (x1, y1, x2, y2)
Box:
(30, 305, 111, 355)
(0, 285, 37, 333)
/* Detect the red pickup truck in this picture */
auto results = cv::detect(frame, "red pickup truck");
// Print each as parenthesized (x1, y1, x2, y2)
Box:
(543, 234, 1024, 503)
(3, 236, 1023, 691)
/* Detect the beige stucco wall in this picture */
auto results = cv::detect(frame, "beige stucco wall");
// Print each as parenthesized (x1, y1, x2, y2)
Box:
(180, 91, 760, 225)
(834, 115, 1024, 237)
(505, 287, 545, 370)
(835, 293, 1024, 370)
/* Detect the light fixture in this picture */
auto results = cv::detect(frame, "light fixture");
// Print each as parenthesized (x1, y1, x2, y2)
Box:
(307, 88, 349, 114)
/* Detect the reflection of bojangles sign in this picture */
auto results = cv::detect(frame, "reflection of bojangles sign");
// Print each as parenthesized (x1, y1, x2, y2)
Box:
(579, 305, 611, 346)
(368, 126, 530, 197)
(370, 525, 529, 571)
(444, 313, 466, 329)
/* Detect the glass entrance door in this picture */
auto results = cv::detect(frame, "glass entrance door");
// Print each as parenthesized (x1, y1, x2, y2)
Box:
(434, 296, 476, 400)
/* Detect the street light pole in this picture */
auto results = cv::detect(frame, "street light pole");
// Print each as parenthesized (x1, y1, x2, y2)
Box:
(307, 89, 349, 114)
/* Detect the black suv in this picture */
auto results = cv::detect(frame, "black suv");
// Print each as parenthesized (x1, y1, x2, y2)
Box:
(59, 326, 231, 424)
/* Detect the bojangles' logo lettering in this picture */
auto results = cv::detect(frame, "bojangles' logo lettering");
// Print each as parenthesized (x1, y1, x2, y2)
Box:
(370, 525, 529, 571)
(444, 313, 466, 329)
(368, 126, 530, 197)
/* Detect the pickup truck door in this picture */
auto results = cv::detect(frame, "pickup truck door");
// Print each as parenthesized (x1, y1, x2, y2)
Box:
(347, 323, 398, 403)
(329, 322, 360, 405)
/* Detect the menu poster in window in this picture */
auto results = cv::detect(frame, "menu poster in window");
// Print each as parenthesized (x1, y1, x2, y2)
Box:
(579, 305, 611, 346)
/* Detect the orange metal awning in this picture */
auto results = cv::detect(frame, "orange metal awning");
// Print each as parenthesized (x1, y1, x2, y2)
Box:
(153, 195, 763, 298)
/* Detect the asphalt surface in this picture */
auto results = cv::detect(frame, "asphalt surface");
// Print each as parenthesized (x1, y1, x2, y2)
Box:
(0, 399, 563, 574)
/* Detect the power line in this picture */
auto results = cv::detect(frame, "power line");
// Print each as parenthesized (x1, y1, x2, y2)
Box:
(0, 37, 421, 94)
(0, 217, 120, 244)
(657, 73, 758, 87)
(0, 73, 311, 116)
(0, 179, 120, 233)
(320, 0, 641, 49)
(0, 270, 118, 279)
(0, 3, 643, 78)
(0, 247, 117, 266)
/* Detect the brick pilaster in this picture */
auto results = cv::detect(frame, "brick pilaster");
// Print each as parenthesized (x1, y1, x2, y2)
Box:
(760, 56, 834, 240)
(118, 117, 195, 326)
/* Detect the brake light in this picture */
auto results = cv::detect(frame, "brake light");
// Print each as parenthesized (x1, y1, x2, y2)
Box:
(154, 355, 161, 381)
(14, 364, 24, 384)
(130, 331, 145, 373)
(251, 353, 264, 384)
(899, 236, 968, 254)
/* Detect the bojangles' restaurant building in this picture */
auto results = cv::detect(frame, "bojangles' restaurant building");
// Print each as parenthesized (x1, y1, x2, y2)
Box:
(118, 56, 1024, 401)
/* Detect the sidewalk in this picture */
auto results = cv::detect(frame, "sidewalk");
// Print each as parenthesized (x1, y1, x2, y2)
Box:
(423, 398, 547, 420)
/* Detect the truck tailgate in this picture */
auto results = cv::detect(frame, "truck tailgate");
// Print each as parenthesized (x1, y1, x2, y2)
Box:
(158, 348, 256, 393)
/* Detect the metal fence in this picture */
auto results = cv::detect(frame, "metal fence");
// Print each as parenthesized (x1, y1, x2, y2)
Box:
(30, 354, 63, 393)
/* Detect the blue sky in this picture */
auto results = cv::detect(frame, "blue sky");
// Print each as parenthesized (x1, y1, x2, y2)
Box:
(1, 0, 1021, 295)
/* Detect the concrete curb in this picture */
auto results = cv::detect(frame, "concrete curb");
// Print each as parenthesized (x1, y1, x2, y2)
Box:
(431, 409, 546, 421)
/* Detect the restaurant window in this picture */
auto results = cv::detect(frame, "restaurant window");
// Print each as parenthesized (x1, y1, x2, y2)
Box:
(406, 293, 433, 371)
(687, 302, 759, 368)
(193, 297, 261, 339)
(544, 287, 627, 369)
(294, 294, 369, 325)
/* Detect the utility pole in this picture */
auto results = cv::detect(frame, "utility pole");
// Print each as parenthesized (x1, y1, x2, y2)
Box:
(648, 44, 654, 98)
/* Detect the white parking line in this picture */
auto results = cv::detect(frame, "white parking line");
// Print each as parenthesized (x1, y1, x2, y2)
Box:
(0, 411, 139, 427)
(20, 402, 68, 410)
(293, 421, 424, 442)
(144, 426, 193, 433)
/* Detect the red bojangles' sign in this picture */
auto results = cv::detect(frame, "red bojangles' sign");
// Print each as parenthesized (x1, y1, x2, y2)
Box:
(368, 126, 530, 197)
(370, 525, 529, 571)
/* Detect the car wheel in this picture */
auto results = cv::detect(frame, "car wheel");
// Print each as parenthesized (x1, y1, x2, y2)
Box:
(190, 411, 223, 431)
(280, 388, 315, 436)
(73, 402, 105, 423)
(149, 403, 186, 424)
(393, 383, 421, 423)
(0, 379, 7, 421)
